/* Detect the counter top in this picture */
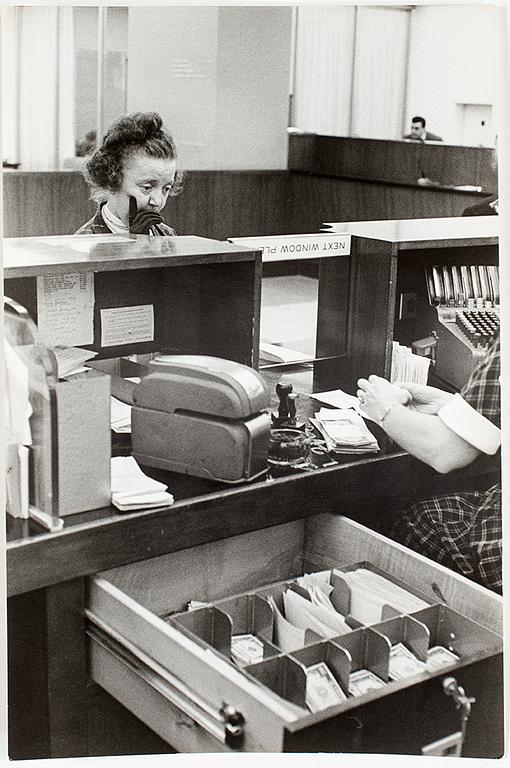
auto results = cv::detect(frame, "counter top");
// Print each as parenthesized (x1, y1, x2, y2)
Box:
(3, 234, 260, 278)
(323, 215, 498, 249)
(7, 436, 497, 597)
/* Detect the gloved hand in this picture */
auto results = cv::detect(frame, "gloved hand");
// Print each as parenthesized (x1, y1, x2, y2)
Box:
(128, 196, 175, 235)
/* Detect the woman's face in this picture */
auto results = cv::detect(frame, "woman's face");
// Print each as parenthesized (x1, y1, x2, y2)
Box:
(108, 149, 177, 222)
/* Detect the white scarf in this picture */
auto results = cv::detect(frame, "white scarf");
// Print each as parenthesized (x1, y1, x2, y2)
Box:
(101, 202, 130, 235)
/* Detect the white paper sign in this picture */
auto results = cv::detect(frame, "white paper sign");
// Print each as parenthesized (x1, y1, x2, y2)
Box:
(36, 272, 94, 346)
(100, 305, 154, 347)
(229, 233, 351, 262)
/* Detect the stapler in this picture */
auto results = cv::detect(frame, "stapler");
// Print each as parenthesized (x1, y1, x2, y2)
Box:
(123, 355, 271, 483)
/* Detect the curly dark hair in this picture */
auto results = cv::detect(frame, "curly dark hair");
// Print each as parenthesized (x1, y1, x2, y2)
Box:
(84, 112, 184, 202)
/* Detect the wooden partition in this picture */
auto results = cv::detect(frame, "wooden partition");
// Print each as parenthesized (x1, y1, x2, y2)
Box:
(4, 235, 262, 367)
(288, 133, 498, 190)
(2, 170, 291, 240)
(3, 163, 495, 241)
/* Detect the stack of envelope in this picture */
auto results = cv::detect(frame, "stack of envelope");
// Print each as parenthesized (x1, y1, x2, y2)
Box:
(111, 456, 174, 511)
(310, 408, 379, 454)
(333, 568, 428, 625)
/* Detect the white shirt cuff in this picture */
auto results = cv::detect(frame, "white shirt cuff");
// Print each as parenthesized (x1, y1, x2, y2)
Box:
(438, 393, 501, 455)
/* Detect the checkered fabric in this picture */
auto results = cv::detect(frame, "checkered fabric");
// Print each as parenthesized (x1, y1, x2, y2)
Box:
(391, 335, 502, 593)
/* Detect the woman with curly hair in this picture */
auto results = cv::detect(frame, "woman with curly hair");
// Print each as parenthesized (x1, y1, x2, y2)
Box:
(76, 112, 183, 236)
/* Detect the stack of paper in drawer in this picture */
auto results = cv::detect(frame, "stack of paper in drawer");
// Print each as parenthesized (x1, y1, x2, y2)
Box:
(334, 568, 428, 624)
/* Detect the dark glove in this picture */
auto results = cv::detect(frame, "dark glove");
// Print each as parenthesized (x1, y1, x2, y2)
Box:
(128, 196, 174, 235)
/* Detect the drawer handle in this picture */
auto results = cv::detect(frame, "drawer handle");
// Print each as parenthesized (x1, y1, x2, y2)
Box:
(442, 676, 476, 754)
(87, 618, 246, 749)
(220, 703, 246, 748)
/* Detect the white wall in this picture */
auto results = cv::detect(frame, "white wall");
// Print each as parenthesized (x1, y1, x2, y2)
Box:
(214, 7, 292, 169)
(406, 5, 499, 146)
(127, 6, 292, 170)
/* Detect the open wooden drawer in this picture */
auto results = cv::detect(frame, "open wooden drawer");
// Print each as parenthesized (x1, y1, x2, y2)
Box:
(86, 514, 503, 756)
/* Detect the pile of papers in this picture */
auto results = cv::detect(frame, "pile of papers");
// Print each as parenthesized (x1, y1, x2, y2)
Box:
(110, 377, 140, 433)
(283, 588, 351, 638)
(333, 568, 428, 625)
(53, 346, 98, 378)
(390, 342, 430, 385)
(310, 408, 379, 454)
(259, 341, 310, 365)
(111, 456, 174, 511)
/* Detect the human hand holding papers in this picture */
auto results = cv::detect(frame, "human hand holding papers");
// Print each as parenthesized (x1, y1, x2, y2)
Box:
(111, 456, 174, 511)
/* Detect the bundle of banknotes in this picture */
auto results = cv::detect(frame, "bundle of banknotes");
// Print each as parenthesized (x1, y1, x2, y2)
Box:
(231, 633, 264, 667)
(389, 642, 427, 680)
(310, 408, 379, 454)
(348, 668, 386, 697)
(305, 662, 347, 712)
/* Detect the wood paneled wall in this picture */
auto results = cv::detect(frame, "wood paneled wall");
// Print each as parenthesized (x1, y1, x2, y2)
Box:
(3, 167, 489, 240)
(286, 173, 479, 232)
(288, 133, 498, 191)
(3, 171, 96, 238)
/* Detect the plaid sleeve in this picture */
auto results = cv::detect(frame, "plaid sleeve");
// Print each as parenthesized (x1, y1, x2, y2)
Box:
(460, 335, 500, 428)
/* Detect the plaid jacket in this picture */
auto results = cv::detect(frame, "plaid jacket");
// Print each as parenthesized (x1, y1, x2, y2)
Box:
(392, 336, 502, 592)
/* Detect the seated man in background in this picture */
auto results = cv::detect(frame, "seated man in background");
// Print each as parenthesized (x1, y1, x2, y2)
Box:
(356, 335, 501, 593)
(404, 115, 443, 142)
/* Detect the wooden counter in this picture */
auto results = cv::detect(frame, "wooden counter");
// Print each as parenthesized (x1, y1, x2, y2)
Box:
(6, 446, 499, 758)
(288, 133, 498, 191)
(5, 222, 501, 758)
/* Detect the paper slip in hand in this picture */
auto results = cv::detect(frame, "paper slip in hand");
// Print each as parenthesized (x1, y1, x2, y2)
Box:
(284, 589, 351, 637)
(426, 646, 459, 672)
(388, 643, 427, 681)
(305, 662, 347, 713)
(231, 634, 264, 667)
(348, 669, 386, 697)
(310, 389, 374, 421)
(267, 595, 308, 653)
